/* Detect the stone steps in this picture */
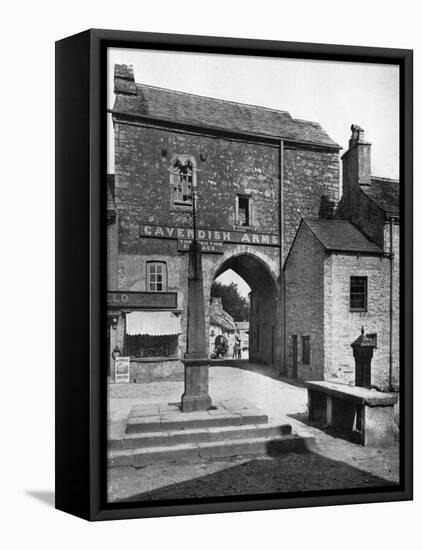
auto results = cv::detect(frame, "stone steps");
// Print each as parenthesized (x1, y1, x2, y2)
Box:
(125, 410, 268, 434)
(109, 422, 293, 450)
(107, 400, 315, 467)
(108, 433, 315, 468)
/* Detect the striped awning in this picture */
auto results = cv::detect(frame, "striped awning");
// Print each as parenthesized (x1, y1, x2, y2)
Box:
(125, 311, 181, 336)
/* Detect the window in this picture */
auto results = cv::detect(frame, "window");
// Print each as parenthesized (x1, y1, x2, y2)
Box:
(350, 276, 367, 311)
(147, 262, 167, 292)
(124, 334, 178, 358)
(302, 336, 310, 365)
(237, 195, 251, 226)
(170, 157, 194, 206)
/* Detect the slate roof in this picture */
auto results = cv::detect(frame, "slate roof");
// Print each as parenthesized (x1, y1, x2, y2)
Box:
(362, 177, 400, 216)
(304, 219, 383, 254)
(210, 312, 236, 332)
(113, 67, 340, 149)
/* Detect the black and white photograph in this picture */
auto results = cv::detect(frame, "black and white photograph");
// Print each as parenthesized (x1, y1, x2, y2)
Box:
(2, 0, 421, 543)
(105, 47, 403, 504)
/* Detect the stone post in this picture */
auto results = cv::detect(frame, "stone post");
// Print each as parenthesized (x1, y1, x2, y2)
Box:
(351, 326, 376, 388)
(181, 240, 213, 412)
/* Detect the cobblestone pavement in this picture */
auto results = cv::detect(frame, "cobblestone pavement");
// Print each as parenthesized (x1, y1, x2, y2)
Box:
(108, 363, 399, 502)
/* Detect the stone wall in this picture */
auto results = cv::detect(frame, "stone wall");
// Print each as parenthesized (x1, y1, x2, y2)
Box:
(131, 359, 183, 383)
(284, 223, 325, 380)
(283, 146, 339, 260)
(324, 253, 392, 390)
(114, 123, 281, 252)
(336, 184, 385, 247)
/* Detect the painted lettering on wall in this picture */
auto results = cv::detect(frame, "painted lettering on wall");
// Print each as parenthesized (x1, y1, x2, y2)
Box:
(177, 239, 224, 254)
(140, 224, 280, 247)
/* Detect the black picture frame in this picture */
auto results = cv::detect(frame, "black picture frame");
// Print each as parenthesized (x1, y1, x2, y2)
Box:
(55, 28, 413, 521)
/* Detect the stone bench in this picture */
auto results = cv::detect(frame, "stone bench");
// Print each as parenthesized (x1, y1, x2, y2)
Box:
(304, 381, 398, 447)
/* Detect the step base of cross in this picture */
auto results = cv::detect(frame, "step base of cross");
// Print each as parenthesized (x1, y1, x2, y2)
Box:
(181, 393, 212, 412)
(108, 399, 315, 467)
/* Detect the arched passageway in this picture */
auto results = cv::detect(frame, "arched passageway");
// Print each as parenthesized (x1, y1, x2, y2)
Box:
(211, 253, 280, 367)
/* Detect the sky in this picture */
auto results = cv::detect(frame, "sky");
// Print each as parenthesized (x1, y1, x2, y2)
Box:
(107, 48, 399, 297)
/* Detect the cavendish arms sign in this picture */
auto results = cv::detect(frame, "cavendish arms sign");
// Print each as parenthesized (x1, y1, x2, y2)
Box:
(139, 224, 280, 251)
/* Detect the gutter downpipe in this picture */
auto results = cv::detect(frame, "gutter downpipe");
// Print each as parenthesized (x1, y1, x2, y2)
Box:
(280, 140, 285, 375)
(389, 217, 393, 392)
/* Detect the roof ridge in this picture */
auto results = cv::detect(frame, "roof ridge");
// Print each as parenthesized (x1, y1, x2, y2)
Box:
(302, 219, 327, 249)
(292, 118, 322, 128)
(303, 218, 383, 253)
(304, 218, 351, 224)
(135, 82, 293, 118)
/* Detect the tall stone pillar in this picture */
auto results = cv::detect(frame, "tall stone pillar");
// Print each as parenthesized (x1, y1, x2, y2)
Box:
(181, 240, 213, 412)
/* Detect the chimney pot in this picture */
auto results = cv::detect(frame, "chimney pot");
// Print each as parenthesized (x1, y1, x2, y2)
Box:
(114, 64, 137, 95)
(342, 124, 372, 190)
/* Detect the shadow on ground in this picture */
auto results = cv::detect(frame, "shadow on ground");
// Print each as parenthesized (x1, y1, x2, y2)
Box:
(212, 360, 305, 387)
(26, 490, 55, 508)
(287, 412, 362, 444)
(113, 451, 396, 503)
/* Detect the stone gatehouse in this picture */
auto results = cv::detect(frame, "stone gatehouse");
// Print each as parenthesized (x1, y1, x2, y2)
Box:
(107, 63, 342, 381)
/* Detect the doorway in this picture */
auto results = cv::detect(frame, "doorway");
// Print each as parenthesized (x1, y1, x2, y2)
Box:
(292, 335, 298, 378)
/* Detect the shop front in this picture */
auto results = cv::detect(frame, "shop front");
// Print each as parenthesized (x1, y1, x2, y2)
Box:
(107, 291, 182, 382)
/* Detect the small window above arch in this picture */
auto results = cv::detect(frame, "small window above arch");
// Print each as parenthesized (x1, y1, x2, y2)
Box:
(170, 156, 196, 207)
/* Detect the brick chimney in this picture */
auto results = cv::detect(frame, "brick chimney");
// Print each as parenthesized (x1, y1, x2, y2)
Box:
(341, 125, 372, 198)
(114, 64, 137, 95)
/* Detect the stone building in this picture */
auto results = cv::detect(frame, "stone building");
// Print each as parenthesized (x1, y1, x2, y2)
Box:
(284, 126, 399, 392)
(107, 64, 341, 381)
(235, 321, 250, 359)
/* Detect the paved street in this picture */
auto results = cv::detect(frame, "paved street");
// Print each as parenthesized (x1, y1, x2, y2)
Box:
(108, 362, 399, 502)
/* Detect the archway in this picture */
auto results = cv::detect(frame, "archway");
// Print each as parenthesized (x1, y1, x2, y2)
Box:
(210, 253, 280, 367)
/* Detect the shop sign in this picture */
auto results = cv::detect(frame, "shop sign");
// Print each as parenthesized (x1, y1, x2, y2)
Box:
(108, 291, 177, 309)
(140, 223, 280, 247)
(115, 356, 130, 384)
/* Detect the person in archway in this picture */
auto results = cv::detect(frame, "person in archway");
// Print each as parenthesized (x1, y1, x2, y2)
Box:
(233, 331, 241, 359)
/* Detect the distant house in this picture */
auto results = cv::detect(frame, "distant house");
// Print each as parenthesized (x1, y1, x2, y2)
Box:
(209, 297, 237, 356)
(235, 321, 250, 359)
(284, 126, 399, 392)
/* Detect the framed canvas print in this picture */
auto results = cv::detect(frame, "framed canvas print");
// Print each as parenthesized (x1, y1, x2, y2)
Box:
(55, 29, 413, 521)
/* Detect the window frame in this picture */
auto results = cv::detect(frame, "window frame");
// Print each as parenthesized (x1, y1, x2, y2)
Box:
(169, 155, 196, 208)
(146, 261, 167, 292)
(350, 276, 368, 312)
(236, 193, 253, 228)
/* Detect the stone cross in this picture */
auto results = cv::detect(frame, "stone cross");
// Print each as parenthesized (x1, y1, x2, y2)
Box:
(180, 239, 213, 412)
